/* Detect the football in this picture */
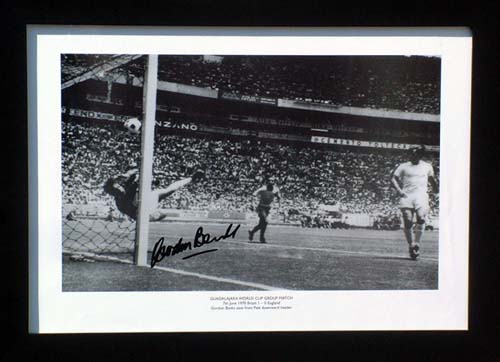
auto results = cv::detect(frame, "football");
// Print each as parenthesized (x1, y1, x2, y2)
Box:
(124, 117, 142, 134)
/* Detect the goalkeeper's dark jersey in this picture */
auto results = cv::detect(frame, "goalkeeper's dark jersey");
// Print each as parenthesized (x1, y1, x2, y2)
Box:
(104, 175, 139, 220)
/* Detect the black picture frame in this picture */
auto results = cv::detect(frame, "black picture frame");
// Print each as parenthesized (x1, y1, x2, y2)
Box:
(6, 1, 499, 360)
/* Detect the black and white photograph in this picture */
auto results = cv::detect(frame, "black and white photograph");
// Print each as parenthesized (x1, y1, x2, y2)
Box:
(61, 54, 441, 291)
(28, 28, 472, 333)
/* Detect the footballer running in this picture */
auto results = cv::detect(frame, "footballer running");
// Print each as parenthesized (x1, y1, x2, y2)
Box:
(391, 145, 438, 260)
(248, 182, 281, 243)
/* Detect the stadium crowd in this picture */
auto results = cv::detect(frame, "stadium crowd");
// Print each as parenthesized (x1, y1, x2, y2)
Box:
(62, 121, 140, 208)
(62, 120, 440, 222)
(154, 55, 440, 114)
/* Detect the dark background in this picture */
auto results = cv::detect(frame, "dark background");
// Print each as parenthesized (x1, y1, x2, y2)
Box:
(3, 0, 499, 361)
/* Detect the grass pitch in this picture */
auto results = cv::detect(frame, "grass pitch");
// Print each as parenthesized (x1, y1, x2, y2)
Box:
(63, 222, 438, 291)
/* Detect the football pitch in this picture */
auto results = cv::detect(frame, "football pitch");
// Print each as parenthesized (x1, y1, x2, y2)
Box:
(63, 222, 438, 291)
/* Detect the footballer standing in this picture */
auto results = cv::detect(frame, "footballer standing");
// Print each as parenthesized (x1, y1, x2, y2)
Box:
(391, 146, 438, 259)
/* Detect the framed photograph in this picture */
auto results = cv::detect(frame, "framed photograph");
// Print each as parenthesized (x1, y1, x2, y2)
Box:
(28, 27, 472, 333)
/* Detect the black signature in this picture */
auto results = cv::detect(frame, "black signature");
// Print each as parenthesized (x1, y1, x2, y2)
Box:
(150, 223, 240, 268)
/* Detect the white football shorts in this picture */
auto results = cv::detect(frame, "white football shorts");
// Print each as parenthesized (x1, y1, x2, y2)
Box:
(399, 191, 429, 214)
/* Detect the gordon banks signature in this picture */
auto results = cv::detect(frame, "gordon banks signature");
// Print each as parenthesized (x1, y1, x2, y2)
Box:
(150, 223, 241, 268)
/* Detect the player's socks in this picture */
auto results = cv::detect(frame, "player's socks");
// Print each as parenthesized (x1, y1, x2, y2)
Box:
(403, 227, 413, 245)
(260, 222, 267, 243)
(248, 230, 254, 241)
(164, 177, 192, 193)
(414, 223, 425, 246)
(156, 177, 193, 201)
(403, 227, 418, 259)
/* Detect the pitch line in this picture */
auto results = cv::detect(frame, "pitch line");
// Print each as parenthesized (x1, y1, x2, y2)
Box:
(224, 241, 439, 262)
(150, 264, 284, 291)
(64, 251, 284, 291)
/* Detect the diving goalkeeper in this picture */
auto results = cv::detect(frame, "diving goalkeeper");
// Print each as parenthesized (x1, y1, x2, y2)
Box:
(103, 167, 205, 221)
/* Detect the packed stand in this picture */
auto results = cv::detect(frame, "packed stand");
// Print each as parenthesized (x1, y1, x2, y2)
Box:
(62, 121, 141, 213)
(155, 55, 440, 114)
(62, 120, 440, 222)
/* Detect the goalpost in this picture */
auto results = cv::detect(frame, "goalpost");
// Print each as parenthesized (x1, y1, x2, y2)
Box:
(135, 54, 158, 266)
(61, 54, 158, 266)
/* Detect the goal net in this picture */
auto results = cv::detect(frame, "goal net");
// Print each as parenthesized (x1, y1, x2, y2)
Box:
(61, 54, 155, 263)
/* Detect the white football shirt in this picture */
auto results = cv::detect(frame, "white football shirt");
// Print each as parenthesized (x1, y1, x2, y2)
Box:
(393, 161, 434, 194)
